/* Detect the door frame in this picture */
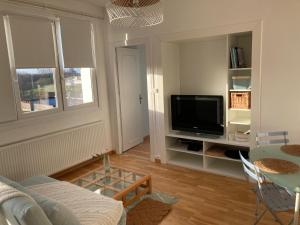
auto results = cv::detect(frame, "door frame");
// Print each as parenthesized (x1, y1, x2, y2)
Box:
(110, 37, 156, 161)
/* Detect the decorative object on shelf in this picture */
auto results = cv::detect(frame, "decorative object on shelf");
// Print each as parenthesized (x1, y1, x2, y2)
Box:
(230, 91, 251, 109)
(232, 76, 251, 90)
(106, 0, 164, 28)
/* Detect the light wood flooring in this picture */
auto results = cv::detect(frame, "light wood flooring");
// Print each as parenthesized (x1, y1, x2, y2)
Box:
(57, 141, 294, 225)
(123, 136, 151, 159)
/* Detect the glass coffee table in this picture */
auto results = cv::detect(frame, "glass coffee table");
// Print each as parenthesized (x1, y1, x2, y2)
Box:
(71, 166, 152, 206)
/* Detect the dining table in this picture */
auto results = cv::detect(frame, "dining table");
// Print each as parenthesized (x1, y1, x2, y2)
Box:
(250, 145, 300, 225)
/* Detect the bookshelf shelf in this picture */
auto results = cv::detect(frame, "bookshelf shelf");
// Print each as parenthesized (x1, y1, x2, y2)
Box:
(229, 119, 251, 126)
(167, 143, 203, 156)
(229, 108, 251, 112)
(205, 147, 241, 162)
(228, 67, 252, 71)
(229, 89, 251, 92)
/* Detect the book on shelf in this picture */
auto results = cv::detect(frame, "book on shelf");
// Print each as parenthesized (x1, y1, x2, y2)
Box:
(230, 47, 246, 68)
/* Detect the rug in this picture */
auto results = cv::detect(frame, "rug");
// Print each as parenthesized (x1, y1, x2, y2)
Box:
(127, 199, 171, 225)
(126, 192, 178, 225)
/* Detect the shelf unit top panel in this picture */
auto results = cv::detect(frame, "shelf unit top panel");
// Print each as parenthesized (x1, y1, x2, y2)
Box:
(166, 131, 250, 147)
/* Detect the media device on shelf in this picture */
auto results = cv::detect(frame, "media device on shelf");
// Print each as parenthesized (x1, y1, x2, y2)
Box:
(180, 139, 203, 152)
(171, 95, 224, 136)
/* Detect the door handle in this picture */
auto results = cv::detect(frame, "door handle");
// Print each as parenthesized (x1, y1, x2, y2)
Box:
(139, 94, 143, 104)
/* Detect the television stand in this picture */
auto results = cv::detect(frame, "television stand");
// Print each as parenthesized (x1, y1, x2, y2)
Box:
(195, 133, 221, 139)
(165, 131, 250, 179)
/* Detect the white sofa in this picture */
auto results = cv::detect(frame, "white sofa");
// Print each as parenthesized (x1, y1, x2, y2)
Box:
(0, 176, 126, 225)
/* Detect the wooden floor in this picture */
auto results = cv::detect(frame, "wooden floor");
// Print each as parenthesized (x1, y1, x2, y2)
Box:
(123, 136, 151, 159)
(57, 141, 293, 225)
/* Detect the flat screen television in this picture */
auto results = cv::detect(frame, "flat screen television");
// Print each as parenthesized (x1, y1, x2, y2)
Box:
(171, 95, 224, 135)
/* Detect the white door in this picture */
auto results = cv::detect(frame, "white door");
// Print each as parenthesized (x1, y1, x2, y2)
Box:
(117, 48, 144, 152)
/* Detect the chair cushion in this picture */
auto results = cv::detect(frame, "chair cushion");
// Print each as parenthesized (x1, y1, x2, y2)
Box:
(0, 176, 81, 225)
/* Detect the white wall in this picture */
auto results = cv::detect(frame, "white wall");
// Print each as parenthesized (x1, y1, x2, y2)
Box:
(179, 37, 227, 97)
(161, 42, 181, 133)
(107, 0, 300, 158)
(0, 1, 112, 151)
(138, 45, 150, 137)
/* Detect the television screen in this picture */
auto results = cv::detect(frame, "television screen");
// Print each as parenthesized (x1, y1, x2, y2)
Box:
(171, 95, 224, 135)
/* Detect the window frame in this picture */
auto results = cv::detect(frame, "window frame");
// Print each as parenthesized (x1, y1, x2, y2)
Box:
(4, 13, 63, 119)
(3, 12, 99, 119)
(55, 18, 99, 111)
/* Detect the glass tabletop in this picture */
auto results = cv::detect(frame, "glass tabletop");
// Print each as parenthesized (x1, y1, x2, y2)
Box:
(71, 166, 146, 198)
(250, 145, 300, 193)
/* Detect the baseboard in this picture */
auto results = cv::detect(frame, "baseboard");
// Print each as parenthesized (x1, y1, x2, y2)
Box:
(50, 150, 116, 179)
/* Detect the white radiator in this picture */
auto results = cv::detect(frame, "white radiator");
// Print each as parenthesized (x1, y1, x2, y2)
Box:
(0, 121, 106, 181)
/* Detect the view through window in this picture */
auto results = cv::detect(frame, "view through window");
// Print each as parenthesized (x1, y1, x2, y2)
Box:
(64, 68, 94, 107)
(16, 68, 57, 113)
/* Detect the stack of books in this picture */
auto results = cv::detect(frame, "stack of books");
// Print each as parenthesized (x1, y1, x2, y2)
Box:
(230, 47, 245, 68)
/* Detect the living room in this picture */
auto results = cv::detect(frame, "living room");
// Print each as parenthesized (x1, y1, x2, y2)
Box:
(0, 0, 300, 225)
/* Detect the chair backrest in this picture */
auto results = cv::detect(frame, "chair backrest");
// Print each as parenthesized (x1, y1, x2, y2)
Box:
(239, 151, 258, 181)
(256, 131, 289, 147)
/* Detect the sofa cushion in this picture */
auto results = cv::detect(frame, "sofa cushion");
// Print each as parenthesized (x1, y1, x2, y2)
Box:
(1, 196, 53, 225)
(0, 176, 81, 225)
(20, 176, 57, 187)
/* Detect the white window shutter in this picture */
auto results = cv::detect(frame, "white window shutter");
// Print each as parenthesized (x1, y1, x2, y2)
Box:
(8, 15, 57, 68)
(0, 15, 17, 122)
(60, 17, 94, 68)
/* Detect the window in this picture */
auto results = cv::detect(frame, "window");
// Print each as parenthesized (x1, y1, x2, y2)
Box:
(3, 14, 98, 118)
(5, 14, 60, 115)
(64, 68, 93, 106)
(16, 68, 57, 113)
(59, 17, 96, 108)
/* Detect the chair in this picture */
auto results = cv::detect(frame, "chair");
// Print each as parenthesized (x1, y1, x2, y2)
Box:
(239, 151, 294, 225)
(256, 131, 289, 147)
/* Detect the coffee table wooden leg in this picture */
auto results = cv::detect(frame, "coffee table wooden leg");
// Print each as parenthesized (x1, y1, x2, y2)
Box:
(122, 195, 126, 206)
(147, 177, 152, 194)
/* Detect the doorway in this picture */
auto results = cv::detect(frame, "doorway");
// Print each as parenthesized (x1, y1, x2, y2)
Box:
(116, 45, 150, 158)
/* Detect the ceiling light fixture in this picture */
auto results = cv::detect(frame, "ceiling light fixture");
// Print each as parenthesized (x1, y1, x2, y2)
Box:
(106, 0, 163, 28)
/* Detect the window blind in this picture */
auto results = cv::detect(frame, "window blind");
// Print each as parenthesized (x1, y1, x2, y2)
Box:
(8, 15, 57, 68)
(0, 15, 17, 122)
(60, 17, 94, 68)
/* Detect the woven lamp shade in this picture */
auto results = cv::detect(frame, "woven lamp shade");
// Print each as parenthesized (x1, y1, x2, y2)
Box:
(106, 0, 163, 28)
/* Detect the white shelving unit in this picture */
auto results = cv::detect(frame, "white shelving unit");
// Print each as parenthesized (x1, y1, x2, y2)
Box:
(168, 152, 204, 171)
(162, 31, 253, 179)
(229, 119, 251, 126)
(165, 132, 248, 179)
(229, 89, 251, 92)
(228, 67, 252, 71)
(227, 32, 252, 140)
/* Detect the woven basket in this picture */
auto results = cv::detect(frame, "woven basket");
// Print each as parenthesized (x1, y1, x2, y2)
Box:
(230, 92, 251, 109)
